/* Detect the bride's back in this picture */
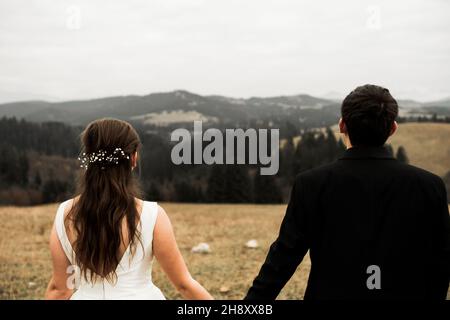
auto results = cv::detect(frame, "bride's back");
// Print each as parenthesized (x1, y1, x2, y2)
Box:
(47, 118, 212, 300)
(55, 118, 164, 299)
(55, 198, 164, 299)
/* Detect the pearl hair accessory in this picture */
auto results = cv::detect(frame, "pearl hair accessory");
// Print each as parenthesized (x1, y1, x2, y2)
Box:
(78, 147, 130, 170)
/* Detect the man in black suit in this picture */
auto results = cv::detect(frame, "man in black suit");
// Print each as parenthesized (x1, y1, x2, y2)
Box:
(245, 84, 450, 300)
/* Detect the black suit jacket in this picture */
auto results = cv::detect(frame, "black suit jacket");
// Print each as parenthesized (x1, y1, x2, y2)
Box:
(245, 146, 450, 300)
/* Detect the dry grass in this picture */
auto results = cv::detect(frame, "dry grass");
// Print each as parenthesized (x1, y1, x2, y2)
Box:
(330, 122, 450, 177)
(0, 202, 310, 300)
(1, 202, 448, 300)
(388, 123, 450, 177)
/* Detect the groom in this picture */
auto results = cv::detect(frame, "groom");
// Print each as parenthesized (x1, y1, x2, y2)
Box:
(245, 84, 450, 300)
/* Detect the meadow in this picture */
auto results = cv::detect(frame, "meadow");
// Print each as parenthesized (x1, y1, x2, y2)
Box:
(1, 202, 449, 300)
(0, 202, 310, 300)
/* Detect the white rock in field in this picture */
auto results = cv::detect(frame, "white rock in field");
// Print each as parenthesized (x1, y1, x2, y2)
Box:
(28, 282, 36, 288)
(191, 242, 211, 254)
(219, 286, 230, 293)
(245, 239, 259, 249)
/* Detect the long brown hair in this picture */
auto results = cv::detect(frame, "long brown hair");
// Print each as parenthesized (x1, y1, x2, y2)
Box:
(67, 118, 143, 283)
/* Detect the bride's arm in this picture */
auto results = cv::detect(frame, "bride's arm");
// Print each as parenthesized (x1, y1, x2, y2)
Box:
(153, 206, 213, 300)
(45, 223, 73, 299)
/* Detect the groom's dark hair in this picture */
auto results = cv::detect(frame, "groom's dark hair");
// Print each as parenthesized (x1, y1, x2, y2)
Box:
(341, 84, 398, 146)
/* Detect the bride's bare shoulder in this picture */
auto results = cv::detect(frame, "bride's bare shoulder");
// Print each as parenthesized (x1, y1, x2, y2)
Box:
(157, 204, 167, 215)
(155, 204, 170, 227)
(62, 196, 79, 217)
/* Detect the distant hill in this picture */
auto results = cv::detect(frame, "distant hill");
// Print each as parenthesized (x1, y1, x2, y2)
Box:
(328, 122, 450, 177)
(388, 123, 450, 177)
(0, 90, 339, 128)
(424, 98, 450, 108)
(1, 90, 449, 129)
(0, 101, 51, 118)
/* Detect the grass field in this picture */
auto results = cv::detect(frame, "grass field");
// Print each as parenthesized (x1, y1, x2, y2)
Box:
(0, 202, 311, 300)
(1, 202, 449, 300)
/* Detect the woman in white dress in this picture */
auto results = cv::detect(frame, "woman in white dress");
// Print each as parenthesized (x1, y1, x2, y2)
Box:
(45, 118, 213, 300)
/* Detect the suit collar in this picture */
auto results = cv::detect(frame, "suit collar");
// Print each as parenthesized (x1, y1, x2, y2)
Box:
(340, 145, 395, 160)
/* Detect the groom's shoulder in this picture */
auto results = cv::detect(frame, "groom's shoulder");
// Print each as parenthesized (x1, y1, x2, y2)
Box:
(293, 161, 339, 184)
(395, 162, 446, 188)
(293, 160, 446, 193)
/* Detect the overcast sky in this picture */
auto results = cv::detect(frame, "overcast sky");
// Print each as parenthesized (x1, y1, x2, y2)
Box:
(0, 0, 449, 103)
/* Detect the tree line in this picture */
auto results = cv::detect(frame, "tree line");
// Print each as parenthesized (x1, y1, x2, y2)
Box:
(0, 117, 424, 206)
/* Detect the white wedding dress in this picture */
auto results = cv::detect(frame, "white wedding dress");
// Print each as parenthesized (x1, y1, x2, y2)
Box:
(54, 199, 166, 300)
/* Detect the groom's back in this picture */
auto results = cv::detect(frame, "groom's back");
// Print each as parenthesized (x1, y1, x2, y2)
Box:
(246, 85, 449, 300)
(300, 146, 449, 299)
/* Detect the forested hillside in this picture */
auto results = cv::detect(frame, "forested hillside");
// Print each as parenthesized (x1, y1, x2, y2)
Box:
(0, 117, 348, 205)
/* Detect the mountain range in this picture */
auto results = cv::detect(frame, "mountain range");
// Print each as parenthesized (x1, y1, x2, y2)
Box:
(0, 90, 449, 129)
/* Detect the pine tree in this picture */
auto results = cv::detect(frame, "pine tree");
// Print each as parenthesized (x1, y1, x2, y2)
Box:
(325, 127, 338, 162)
(443, 171, 450, 204)
(254, 173, 282, 204)
(175, 181, 199, 202)
(225, 165, 252, 203)
(34, 173, 42, 188)
(385, 144, 394, 157)
(396, 146, 409, 164)
(146, 182, 161, 201)
(18, 152, 29, 186)
(280, 135, 295, 178)
(42, 179, 69, 203)
(337, 138, 346, 154)
(206, 165, 227, 203)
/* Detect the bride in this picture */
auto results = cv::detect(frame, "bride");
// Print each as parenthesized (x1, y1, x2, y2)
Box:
(45, 118, 213, 300)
